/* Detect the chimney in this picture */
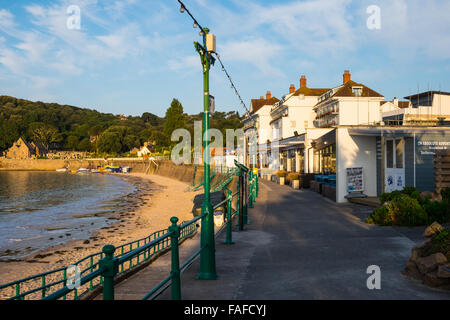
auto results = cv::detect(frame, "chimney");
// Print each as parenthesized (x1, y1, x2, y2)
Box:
(266, 91, 271, 100)
(289, 84, 295, 93)
(393, 97, 398, 106)
(300, 75, 307, 88)
(343, 70, 351, 84)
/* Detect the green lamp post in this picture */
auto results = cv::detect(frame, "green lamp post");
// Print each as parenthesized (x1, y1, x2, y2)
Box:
(194, 28, 218, 280)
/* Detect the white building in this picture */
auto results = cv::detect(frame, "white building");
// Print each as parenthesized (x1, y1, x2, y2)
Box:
(242, 91, 279, 167)
(313, 70, 384, 128)
(382, 91, 450, 126)
(270, 75, 329, 141)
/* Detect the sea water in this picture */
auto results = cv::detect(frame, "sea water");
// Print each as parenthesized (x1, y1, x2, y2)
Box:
(0, 171, 136, 260)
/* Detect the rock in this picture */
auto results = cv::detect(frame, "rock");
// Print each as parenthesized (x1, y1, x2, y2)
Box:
(416, 253, 447, 274)
(423, 271, 450, 287)
(83, 240, 90, 244)
(437, 264, 450, 279)
(410, 247, 422, 262)
(424, 221, 444, 238)
(403, 260, 422, 280)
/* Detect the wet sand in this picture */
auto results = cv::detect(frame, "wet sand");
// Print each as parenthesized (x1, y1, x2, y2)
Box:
(0, 173, 201, 293)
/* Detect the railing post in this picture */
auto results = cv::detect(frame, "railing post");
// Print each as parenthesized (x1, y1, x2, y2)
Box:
(99, 245, 117, 300)
(225, 190, 234, 245)
(248, 174, 254, 209)
(243, 171, 248, 225)
(169, 217, 181, 300)
(238, 170, 244, 231)
(256, 173, 259, 198)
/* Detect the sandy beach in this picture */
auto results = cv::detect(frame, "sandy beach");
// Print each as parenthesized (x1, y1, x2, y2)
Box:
(0, 172, 201, 296)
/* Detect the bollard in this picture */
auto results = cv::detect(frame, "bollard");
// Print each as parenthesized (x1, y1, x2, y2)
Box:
(100, 245, 117, 300)
(225, 190, 234, 245)
(169, 217, 181, 300)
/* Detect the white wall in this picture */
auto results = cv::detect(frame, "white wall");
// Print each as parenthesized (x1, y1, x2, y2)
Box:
(336, 128, 378, 203)
(338, 99, 382, 126)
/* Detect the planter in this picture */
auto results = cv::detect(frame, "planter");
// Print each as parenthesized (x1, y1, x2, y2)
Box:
(291, 180, 300, 189)
(271, 175, 285, 185)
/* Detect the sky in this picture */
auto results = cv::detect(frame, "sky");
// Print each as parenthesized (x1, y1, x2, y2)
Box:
(0, 0, 449, 117)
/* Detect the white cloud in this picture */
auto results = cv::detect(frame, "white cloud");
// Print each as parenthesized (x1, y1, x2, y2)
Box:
(0, 9, 15, 29)
(168, 55, 199, 71)
(220, 38, 284, 77)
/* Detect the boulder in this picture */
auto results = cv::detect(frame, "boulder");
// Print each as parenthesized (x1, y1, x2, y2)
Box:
(437, 264, 450, 279)
(403, 260, 422, 280)
(424, 221, 444, 238)
(416, 253, 447, 274)
(410, 247, 422, 263)
(424, 271, 450, 287)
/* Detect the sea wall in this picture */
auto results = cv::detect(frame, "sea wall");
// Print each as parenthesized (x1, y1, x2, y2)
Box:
(0, 158, 106, 171)
(0, 158, 238, 201)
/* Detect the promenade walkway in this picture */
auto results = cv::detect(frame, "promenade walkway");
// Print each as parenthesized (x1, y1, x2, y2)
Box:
(103, 179, 450, 300)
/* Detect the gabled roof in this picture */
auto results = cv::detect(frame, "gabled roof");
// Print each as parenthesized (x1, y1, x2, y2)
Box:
(292, 87, 329, 97)
(331, 80, 383, 98)
(250, 97, 279, 113)
(380, 101, 410, 108)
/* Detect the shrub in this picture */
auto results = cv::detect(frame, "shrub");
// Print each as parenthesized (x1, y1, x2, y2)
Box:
(379, 190, 402, 204)
(286, 172, 299, 183)
(441, 187, 450, 201)
(366, 206, 391, 226)
(275, 170, 287, 178)
(423, 200, 450, 224)
(422, 228, 450, 260)
(402, 186, 419, 197)
(367, 194, 428, 226)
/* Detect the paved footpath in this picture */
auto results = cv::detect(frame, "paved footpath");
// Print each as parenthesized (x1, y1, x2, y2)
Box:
(105, 180, 450, 300)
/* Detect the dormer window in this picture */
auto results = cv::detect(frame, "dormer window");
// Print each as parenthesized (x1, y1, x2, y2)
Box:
(352, 86, 363, 97)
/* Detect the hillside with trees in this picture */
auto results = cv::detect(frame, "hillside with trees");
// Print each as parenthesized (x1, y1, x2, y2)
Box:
(0, 95, 243, 156)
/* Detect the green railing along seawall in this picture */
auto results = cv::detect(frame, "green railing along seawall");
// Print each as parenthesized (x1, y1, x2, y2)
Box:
(0, 161, 258, 300)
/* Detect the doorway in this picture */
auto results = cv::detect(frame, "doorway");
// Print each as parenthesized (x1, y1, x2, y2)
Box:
(385, 138, 405, 192)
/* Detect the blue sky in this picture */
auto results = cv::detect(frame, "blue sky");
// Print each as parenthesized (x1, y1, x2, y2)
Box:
(0, 0, 449, 117)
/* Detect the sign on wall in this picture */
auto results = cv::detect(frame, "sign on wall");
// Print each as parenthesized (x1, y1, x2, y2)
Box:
(347, 167, 364, 193)
(417, 140, 450, 155)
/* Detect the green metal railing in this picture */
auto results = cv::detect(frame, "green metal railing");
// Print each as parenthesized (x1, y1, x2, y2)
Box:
(0, 221, 196, 300)
(0, 162, 258, 301)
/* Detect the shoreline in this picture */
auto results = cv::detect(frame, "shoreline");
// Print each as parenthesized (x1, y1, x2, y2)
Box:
(0, 172, 200, 291)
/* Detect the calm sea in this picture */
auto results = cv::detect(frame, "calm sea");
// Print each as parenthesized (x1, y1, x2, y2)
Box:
(0, 171, 136, 260)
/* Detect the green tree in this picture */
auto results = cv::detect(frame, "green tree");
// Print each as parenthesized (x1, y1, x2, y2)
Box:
(66, 135, 79, 150)
(141, 112, 160, 126)
(163, 99, 186, 139)
(97, 131, 122, 154)
(77, 138, 92, 151)
(29, 124, 61, 149)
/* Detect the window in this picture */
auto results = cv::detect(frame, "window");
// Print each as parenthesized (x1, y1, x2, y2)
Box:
(304, 121, 308, 129)
(352, 86, 363, 97)
(395, 139, 404, 168)
(386, 139, 404, 168)
(291, 121, 296, 128)
(386, 140, 394, 168)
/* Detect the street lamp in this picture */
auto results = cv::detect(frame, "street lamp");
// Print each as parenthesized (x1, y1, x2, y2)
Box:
(194, 27, 218, 280)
